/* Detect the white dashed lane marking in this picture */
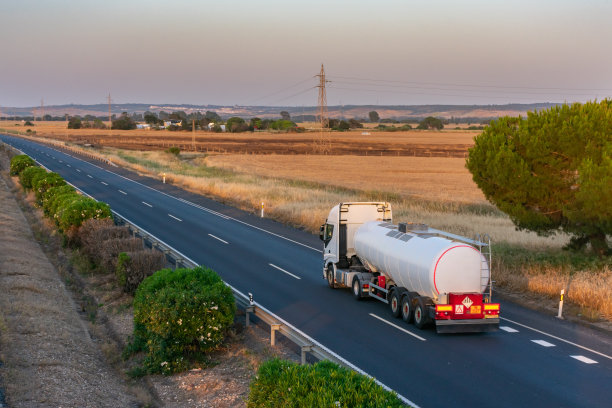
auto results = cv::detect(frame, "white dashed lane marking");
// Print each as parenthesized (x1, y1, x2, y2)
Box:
(101, 182, 108, 186)
(571, 355, 598, 364)
(168, 214, 182, 222)
(87, 174, 93, 178)
(76, 169, 81, 172)
(118, 190, 127, 195)
(269, 263, 301, 280)
(532, 340, 555, 348)
(208, 234, 228, 244)
(142, 201, 153, 207)
(500, 326, 519, 333)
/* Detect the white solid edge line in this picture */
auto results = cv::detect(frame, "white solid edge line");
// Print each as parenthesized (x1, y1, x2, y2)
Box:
(269, 263, 301, 280)
(1, 137, 419, 408)
(168, 214, 183, 222)
(502, 317, 612, 360)
(570, 355, 598, 364)
(531, 339, 555, 347)
(207, 233, 228, 244)
(369, 313, 427, 342)
(142, 201, 152, 207)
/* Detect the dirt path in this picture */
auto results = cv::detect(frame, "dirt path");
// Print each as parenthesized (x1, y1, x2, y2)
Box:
(0, 175, 141, 407)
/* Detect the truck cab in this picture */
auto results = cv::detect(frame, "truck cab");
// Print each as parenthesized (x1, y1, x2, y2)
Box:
(320, 201, 391, 277)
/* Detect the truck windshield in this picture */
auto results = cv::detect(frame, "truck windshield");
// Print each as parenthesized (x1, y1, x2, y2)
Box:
(324, 224, 334, 245)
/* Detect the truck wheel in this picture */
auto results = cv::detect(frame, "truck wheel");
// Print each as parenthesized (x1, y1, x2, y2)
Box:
(352, 277, 363, 301)
(413, 297, 429, 329)
(326, 266, 336, 289)
(389, 289, 401, 318)
(401, 295, 413, 323)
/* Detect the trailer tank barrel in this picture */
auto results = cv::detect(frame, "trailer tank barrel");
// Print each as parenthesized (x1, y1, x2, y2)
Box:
(353, 221, 489, 300)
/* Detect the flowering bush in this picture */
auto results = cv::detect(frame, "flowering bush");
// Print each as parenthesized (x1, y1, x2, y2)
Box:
(33, 172, 66, 203)
(57, 196, 111, 231)
(248, 359, 404, 408)
(127, 266, 236, 374)
(9, 154, 35, 176)
(19, 165, 47, 190)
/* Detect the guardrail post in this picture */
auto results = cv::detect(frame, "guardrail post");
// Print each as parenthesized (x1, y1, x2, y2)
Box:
(176, 258, 183, 269)
(301, 345, 313, 365)
(245, 306, 254, 327)
(270, 324, 281, 346)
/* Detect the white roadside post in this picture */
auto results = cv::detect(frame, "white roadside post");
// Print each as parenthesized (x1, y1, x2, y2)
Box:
(557, 289, 565, 319)
(261, 202, 264, 218)
(162, 172, 166, 184)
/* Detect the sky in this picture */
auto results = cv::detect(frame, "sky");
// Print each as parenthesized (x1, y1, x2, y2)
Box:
(1, 0, 611, 108)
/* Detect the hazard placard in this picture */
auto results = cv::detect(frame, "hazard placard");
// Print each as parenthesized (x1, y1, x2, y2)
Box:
(455, 304, 464, 314)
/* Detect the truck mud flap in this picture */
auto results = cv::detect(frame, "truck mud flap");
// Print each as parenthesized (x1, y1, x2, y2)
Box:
(435, 318, 499, 334)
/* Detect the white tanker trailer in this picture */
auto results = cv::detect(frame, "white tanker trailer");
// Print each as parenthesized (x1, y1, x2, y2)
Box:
(320, 202, 500, 333)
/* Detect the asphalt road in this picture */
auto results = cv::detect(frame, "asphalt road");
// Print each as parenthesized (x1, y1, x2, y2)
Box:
(2, 134, 611, 408)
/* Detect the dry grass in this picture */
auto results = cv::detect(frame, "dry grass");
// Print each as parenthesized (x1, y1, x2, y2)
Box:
(207, 154, 487, 203)
(495, 263, 612, 320)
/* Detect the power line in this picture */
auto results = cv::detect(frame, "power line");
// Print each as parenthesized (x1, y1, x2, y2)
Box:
(330, 74, 612, 93)
(243, 76, 316, 105)
(330, 80, 607, 97)
(326, 85, 590, 101)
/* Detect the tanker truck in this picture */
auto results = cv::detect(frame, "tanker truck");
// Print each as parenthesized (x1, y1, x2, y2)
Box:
(319, 202, 500, 333)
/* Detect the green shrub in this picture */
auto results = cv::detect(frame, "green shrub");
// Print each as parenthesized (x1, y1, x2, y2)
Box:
(57, 196, 111, 231)
(48, 191, 81, 222)
(248, 359, 404, 408)
(9, 155, 36, 176)
(19, 166, 47, 190)
(166, 146, 180, 155)
(127, 266, 236, 375)
(42, 185, 75, 215)
(115, 250, 166, 294)
(33, 172, 66, 203)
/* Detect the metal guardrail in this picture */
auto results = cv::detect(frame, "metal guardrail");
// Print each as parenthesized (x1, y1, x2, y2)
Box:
(1, 136, 414, 407)
(111, 211, 414, 406)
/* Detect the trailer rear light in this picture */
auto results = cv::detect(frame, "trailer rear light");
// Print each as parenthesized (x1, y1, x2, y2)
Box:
(484, 304, 500, 311)
(436, 305, 453, 312)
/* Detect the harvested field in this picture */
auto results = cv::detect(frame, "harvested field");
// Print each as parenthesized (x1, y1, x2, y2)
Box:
(206, 154, 487, 204)
(1, 121, 479, 157)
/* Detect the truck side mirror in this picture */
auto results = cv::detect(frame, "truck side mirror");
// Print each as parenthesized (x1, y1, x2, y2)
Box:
(319, 224, 325, 241)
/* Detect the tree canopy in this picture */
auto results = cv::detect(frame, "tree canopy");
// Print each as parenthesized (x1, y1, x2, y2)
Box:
(417, 116, 444, 130)
(368, 111, 380, 122)
(112, 112, 137, 130)
(466, 100, 612, 255)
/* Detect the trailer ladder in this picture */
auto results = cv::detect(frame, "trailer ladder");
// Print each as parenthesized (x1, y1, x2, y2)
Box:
(474, 233, 493, 301)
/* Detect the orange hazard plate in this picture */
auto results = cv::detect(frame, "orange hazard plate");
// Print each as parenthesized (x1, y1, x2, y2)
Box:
(470, 306, 482, 314)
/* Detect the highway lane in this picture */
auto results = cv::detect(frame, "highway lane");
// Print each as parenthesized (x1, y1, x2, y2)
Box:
(3, 134, 611, 408)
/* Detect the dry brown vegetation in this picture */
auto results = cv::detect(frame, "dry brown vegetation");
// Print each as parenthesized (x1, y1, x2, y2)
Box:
(1, 121, 478, 157)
